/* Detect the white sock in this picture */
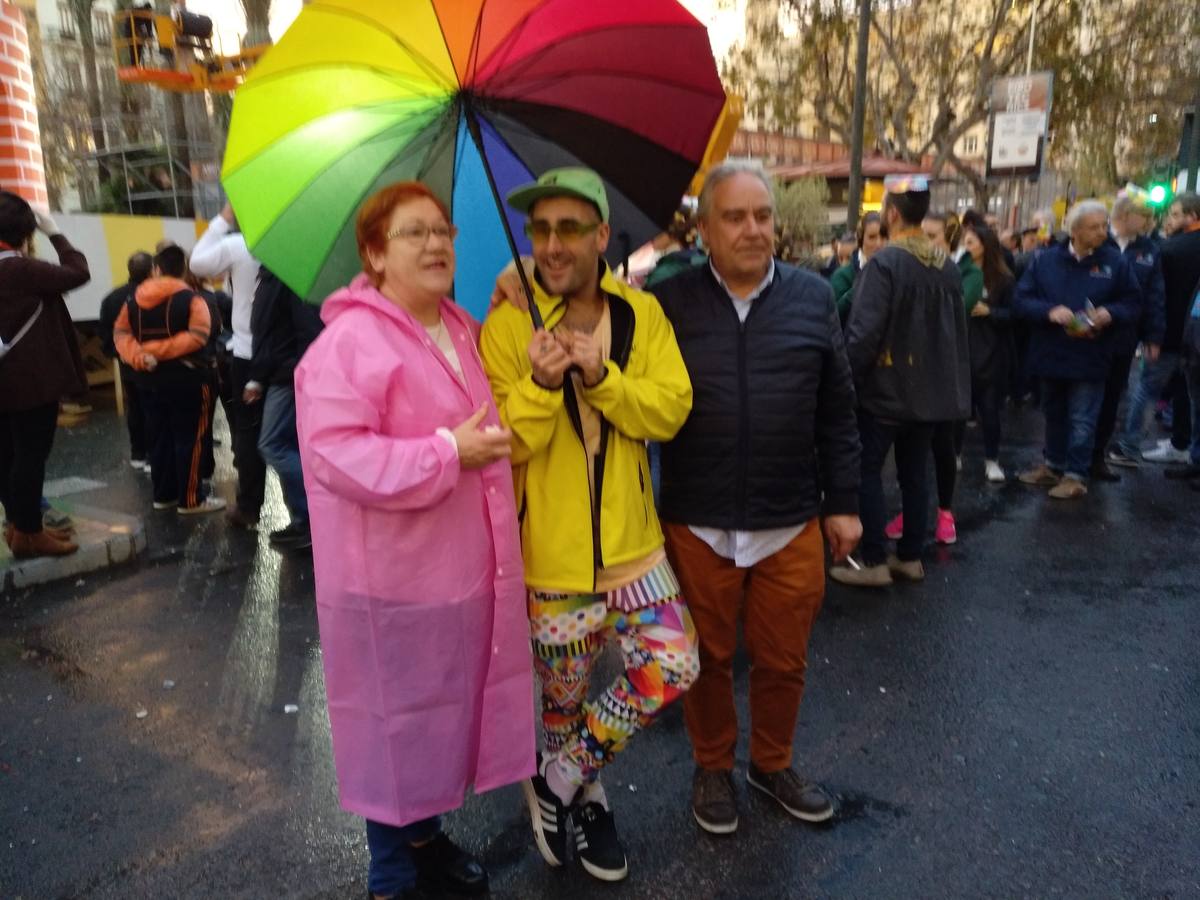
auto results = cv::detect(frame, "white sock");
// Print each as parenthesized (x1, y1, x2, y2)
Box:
(544, 754, 583, 806)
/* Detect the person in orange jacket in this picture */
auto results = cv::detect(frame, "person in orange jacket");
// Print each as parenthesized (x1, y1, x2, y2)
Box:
(114, 245, 226, 514)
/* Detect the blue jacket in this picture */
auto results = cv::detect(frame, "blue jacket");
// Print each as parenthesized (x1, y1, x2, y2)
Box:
(1106, 234, 1166, 355)
(1014, 240, 1142, 381)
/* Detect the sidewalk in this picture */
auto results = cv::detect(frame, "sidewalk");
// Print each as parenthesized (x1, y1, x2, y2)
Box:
(0, 499, 145, 592)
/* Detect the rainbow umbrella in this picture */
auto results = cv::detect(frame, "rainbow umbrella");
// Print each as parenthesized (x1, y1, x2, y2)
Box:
(221, 0, 728, 321)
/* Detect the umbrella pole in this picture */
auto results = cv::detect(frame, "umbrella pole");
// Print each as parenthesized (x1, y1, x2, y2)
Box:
(464, 108, 544, 331)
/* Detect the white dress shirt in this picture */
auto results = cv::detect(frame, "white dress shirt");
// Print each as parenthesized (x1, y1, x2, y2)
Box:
(687, 260, 809, 568)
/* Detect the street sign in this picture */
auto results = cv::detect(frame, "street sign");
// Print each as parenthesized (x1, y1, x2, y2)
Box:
(987, 72, 1054, 179)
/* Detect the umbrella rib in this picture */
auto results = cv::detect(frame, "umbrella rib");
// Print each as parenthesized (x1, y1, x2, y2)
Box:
(306, 1, 458, 91)
(464, 0, 489, 87)
(418, 102, 462, 186)
(235, 61, 454, 98)
(484, 101, 708, 187)
(476, 22, 720, 96)
(485, 67, 728, 104)
(223, 98, 449, 179)
(261, 114, 450, 297)
(430, 1, 461, 89)
(467, 0, 549, 88)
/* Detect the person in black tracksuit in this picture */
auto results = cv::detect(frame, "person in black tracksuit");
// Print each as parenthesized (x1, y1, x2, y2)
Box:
(113, 245, 225, 514)
(98, 252, 154, 470)
(243, 268, 324, 548)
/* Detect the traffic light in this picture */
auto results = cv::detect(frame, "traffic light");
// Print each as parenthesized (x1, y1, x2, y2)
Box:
(1148, 183, 1170, 207)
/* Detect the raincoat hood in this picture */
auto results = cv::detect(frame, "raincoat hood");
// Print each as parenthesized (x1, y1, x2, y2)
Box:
(320, 273, 472, 336)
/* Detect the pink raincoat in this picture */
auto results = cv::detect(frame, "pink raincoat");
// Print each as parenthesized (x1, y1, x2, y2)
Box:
(294, 274, 535, 827)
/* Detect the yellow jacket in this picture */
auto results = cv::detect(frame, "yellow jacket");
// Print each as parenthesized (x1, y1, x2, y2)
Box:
(480, 265, 693, 594)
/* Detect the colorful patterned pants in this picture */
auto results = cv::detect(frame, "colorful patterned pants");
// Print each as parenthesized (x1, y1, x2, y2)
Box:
(529, 560, 700, 786)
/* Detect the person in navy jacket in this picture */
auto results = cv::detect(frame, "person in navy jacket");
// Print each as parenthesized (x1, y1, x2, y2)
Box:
(1014, 200, 1142, 499)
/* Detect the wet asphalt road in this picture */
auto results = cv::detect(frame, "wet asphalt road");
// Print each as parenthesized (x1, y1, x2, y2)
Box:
(1, 390, 1198, 900)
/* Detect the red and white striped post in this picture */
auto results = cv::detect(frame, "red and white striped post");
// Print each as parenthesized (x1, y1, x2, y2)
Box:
(0, 1, 49, 208)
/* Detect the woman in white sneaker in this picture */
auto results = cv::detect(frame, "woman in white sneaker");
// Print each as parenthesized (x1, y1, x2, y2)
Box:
(960, 223, 1015, 483)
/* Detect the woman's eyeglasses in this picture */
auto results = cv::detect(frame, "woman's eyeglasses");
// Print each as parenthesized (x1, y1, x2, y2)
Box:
(523, 219, 600, 242)
(386, 222, 458, 245)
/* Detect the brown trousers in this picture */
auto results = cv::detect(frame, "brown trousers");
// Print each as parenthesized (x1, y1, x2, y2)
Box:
(663, 522, 826, 772)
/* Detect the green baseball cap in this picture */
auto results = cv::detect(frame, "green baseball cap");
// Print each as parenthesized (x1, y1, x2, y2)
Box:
(506, 167, 609, 223)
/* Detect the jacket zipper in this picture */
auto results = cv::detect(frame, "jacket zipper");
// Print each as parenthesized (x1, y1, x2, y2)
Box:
(590, 294, 636, 585)
(638, 462, 648, 524)
(736, 317, 749, 529)
(724, 271, 772, 530)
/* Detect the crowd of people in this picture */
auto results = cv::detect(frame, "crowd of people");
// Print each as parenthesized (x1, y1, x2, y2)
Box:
(96, 204, 322, 545)
(3, 164, 1199, 899)
(807, 186, 1200, 581)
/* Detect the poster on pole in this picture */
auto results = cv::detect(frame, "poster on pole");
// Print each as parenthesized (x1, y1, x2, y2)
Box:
(987, 71, 1054, 179)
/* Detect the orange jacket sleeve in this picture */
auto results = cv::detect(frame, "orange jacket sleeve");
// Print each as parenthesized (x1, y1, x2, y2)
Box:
(112, 301, 149, 370)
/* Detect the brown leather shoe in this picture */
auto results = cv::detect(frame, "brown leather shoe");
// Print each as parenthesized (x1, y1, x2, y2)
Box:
(829, 561, 893, 588)
(1048, 476, 1088, 500)
(8, 529, 79, 559)
(5, 522, 72, 545)
(692, 767, 738, 834)
(886, 554, 926, 582)
(1019, 463, 1061, 486)
(747, 765, 834, 823)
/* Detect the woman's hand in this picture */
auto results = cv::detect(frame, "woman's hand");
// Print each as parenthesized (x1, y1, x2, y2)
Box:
(452, 404, 512, 470)
(33, 209, 61, 237)
(971, 301, 991, 318)
(489, 257, 535, 312)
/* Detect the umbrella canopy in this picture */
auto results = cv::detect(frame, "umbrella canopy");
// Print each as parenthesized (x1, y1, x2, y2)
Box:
(222, 0, 728, 320)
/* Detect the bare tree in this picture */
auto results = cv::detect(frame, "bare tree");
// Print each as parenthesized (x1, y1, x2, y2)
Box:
(65, 0, 107, 174)
(240, 0, 273, 48)
(726, 0, 1198, 203)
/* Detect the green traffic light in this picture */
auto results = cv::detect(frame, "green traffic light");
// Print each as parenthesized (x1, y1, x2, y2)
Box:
(1148, 184, 1168, 205)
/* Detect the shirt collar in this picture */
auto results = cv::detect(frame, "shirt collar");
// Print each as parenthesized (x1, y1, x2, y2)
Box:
(1068, 241, 1090, 262)
(709, 258, 776, 303)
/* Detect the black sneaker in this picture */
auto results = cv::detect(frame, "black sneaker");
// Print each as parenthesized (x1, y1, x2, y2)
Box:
(521, 753, 572, 867)
(1106, 447, 1140, 469)
(1164, 462, 1200, 480)
(573, 802, 628, 882)
(409, 832, 488, 896)
(747, 764, 834, 823)
(269, 521, 312, 549)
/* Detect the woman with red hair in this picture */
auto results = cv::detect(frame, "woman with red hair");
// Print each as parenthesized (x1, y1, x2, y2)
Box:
(294, 182, 536, 899)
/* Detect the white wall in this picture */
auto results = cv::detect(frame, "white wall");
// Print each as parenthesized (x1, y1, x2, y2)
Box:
(31, 212, 199, 321)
